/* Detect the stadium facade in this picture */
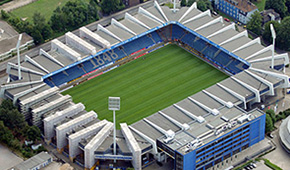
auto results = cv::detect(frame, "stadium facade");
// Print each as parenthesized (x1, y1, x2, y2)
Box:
(1, 2, 289, 170)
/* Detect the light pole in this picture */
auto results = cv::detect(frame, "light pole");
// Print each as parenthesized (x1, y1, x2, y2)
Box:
(270, 23, 276, 69)
(16, 34, 22, 80)
(108, 96, 120, 163)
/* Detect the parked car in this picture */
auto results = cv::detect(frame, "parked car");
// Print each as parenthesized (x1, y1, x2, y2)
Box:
(251, 163, 257, 168)
(211, 10, 218, 16)
(268, 133, 274, 138)
(224, 18, 230, 22)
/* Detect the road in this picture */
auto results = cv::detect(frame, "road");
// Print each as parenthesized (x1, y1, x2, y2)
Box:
(0, 0, 169, 84)
(0, 144, 23, 170)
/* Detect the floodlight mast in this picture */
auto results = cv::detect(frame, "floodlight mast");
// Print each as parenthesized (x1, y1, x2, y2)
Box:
(16, 34, 22, 80)
(108, 97, 120, 163)
(270, 24, 276, 69)
(173, 0, 176, 13)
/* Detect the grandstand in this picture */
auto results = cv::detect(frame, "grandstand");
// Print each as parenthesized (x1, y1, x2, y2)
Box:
(1, 1, 290, 170)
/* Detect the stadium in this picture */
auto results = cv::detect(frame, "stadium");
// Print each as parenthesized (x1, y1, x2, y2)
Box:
(1, 1, 290, 170)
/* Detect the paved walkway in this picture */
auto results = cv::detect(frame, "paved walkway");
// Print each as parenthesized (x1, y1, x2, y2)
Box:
(263, 121, 290, 170)
(0, 144, 23, 170)
(0, 0, 37, 12)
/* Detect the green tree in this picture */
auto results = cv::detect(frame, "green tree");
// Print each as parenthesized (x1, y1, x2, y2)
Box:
(197, 0, 212, 12)
(181, 0, 187, 7)
(276, 16, 290, 50)
(1, 10, 9, 20)
(0, 100, 26, 130)
(0, 121, 14, 144)
(10, 139, 21, 150)
(265, 114, 274, 133)
(1, 99, 15, 110)
(100, 0, 125, 14)
(50, 7, 67, 32)
(26, 126, 41, 141)
(286, 0, 290, 15)
(266, 109, 276, 123)
(50, 0, 99, 32)
(41, 24, 53, 41)
(187, 0, 196, 6)
(262, 21, 280, 43)
(32, 12, 46, 30)
(265, 0, 287, 18)
(247, 11, 262, 35)
(35, 145, 47, 153)
(88, 0, 99, 21)
(31, 29, 44, 45)
(3, 109, 26, 129)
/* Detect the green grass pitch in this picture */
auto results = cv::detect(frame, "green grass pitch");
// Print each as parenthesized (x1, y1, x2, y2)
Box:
(62, 44, 228, 129)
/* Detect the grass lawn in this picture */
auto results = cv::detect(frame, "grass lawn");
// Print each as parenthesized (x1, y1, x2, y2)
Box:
(62, 44, 228, 128)
(253, 0, 266, 11)
(11, 0, 90, 22)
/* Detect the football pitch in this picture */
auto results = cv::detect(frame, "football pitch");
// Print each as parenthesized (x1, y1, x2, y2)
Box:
(62, 44, 228, 128)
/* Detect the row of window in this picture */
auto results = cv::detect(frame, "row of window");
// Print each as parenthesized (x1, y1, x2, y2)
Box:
(196, 133, 249, 166)
(196, 125, 250, 156)
(196, 143, 250, 170)
(176, 153, 184, 170)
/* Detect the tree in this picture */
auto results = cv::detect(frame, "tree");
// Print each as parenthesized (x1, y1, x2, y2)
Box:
(32, 12, 46, 31)
(0, 121, 14, 144)
(41, 24, 53, 41)
(50, 0, 99, 32)
(0, 100, 26, 130)
(197, 0, 212, 12)
(50, 7, 67, 32)
(276, 16, 290, 50)
(1, 99, 15, 110)
(88, 0, 99, 21)
(286, 0, 290, 15)
(181, 0, 187, 7)
(262, 21, 280, 43)
(1, 10, 9, 20)
(187, 0, 196, 6)
(265, 114, 274, 133)
(10, 139, 21, 150)
(31, 29, 44, 45)
(3, 109, 26, 129)
(35, 145, 47, 153)
(266, 109, 276, 123)
(100, 0, 125, 14)
(26, 126, 41, 141)
(265, 0, 287, 18)
(247, 11, 262, 35)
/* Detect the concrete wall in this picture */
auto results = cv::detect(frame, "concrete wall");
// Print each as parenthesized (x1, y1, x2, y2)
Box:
(84, 122, 113, 169)
(65, 32, 96, 55)
(56, 111, 98, 151)
(68, 120, 107, 160)
(51, 39, 81, 62)
(43, 103, 85, 140)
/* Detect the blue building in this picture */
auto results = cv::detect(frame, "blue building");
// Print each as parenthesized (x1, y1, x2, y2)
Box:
(157, 107, 265, 170)
(215, 0, 258, 24)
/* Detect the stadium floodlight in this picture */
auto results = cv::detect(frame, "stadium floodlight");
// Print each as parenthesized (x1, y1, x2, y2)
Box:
(16, 34, 22, 80)
(270, 24, 276, 69)
(173, 0, 176, 13)
(108, 96, 120, 163)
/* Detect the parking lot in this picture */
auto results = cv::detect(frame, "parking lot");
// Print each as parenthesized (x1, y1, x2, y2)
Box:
(0, 144, 23, 170)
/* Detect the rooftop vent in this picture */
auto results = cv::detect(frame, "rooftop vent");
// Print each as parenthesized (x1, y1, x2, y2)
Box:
(163, 129, 175, 144)
(221, 116, 229, 122)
